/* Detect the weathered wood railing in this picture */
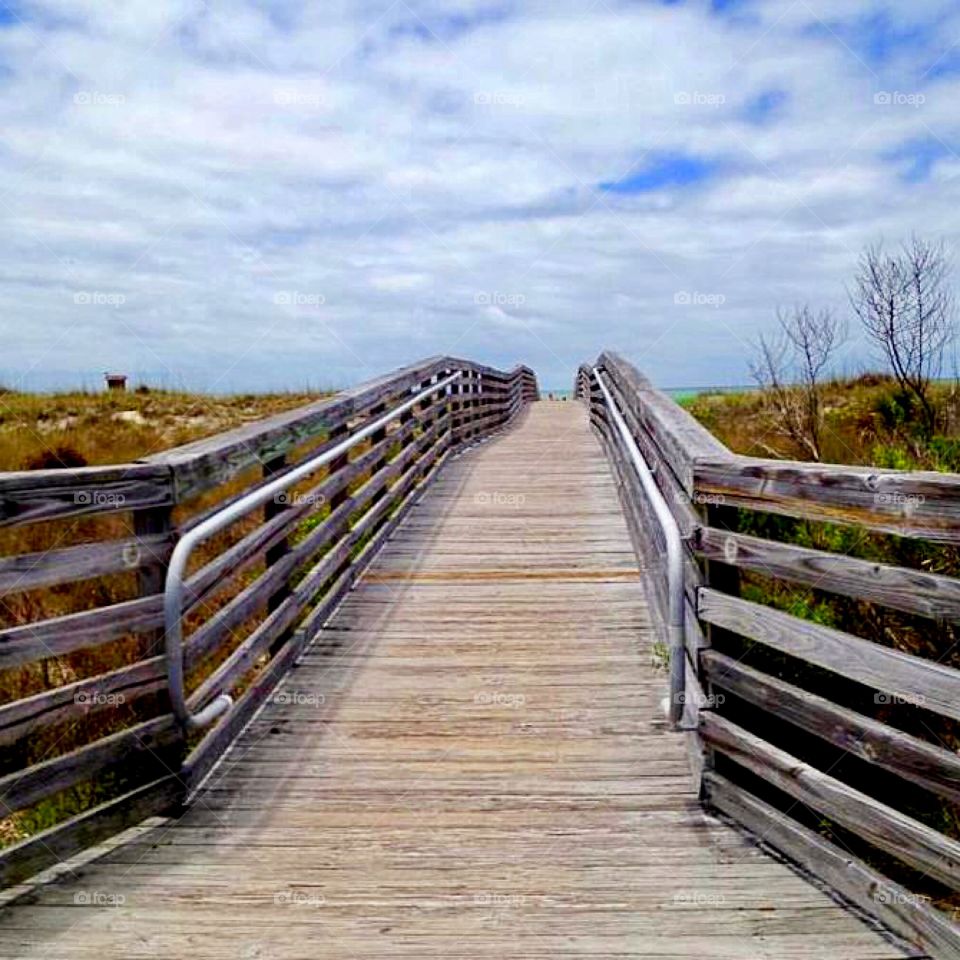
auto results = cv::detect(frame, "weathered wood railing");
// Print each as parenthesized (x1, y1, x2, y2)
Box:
(578, 350, 960, 958)
(0, 356, 537, 888)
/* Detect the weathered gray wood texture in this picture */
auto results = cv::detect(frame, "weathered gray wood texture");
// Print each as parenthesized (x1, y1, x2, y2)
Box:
(0, 401, 906, 959)
(576, 352, 960, 958)
(0, 357, 537, 891)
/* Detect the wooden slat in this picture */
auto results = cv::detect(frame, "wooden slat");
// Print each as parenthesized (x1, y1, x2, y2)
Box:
(0, 594, 164, 670)
(599, 350, 730, 493)
(0, 776, 181, 889)
(703, 650, 960, 804)
(705, 771, 960, 959)
(0, 464, 173, 529)
(698, 588, 960, 722)
(697, 527, 960, 621)
(0, 533, 171, 596)
(0, 656, 168, 747)
(0, 400, 905, 960)
(0, 716, 179, 816)
(183, 415, 448, 671)
(702, 712, 960, 889)
(696, 455, 960, 541)
(146, 357, 451, 500)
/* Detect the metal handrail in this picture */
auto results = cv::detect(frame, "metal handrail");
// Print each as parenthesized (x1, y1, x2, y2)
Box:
(593, 368, 686, 729)
(163, 371, 463, 731)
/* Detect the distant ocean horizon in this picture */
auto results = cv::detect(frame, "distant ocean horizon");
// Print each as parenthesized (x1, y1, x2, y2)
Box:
(539, 385, 757, 402)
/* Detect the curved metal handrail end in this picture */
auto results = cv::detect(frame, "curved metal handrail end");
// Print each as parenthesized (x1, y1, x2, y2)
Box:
(162, 371, 465, 733)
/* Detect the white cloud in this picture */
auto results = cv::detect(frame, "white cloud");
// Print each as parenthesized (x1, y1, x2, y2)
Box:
(0, 0, 959, 390)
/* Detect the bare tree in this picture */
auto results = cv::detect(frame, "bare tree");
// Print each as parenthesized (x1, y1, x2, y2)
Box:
(750, 305, 845, 460)
(850, 236, 955, 435)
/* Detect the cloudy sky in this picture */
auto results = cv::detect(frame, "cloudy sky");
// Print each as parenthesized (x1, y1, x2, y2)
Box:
(1, 0, 959, 391)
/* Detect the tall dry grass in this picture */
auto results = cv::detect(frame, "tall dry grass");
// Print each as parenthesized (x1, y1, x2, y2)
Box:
(0, 386, 327, 842)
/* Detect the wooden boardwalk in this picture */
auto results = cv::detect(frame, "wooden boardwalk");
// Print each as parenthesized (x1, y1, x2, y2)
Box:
(0, 401, 911, 958)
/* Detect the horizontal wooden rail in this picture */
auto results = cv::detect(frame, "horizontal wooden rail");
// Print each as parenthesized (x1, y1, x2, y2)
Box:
(702, 650, 960, 805)
(0, 355, 537, 890)
(577, 350, 960, 958)
(698, 588, 960, 722)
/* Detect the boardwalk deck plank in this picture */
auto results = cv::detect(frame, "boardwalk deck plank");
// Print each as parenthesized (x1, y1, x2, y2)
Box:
(0, 402, 911, 959)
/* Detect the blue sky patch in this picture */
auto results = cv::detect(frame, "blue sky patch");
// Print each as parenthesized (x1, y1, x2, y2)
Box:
(711, 0, 744, 12)
(885, 136, 953, 182)
(925, 48, 960, 82)
(741, 88, 787, 124)
(599, 151, 719, 194)
(804, 9, 934, 69)
(0, 2, 21, 26)
(388, 4, 511, 45)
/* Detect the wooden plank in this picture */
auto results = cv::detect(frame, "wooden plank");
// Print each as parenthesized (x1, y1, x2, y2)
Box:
(188, 421, 448, 707)
(706, 772, 960, 960)
(703, 650, 960, 804)
(599, 350, 731, 493)
(0, 716, 179, 816)
(0, 401, 906, 960)
(146, 356, 451, 500)
(0, 533, 171, 596)
(698, 588, 960, 722)
(0, 464, 173, 529)
(183, 416, 448, 671)
(0, 776, 181, 889)
(0, 594, 164, 670)
(698, 527, 960, 621)
(701, 712, 960, 889)
(696, 455, 960, 541)
(0, 655, 168, 747)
